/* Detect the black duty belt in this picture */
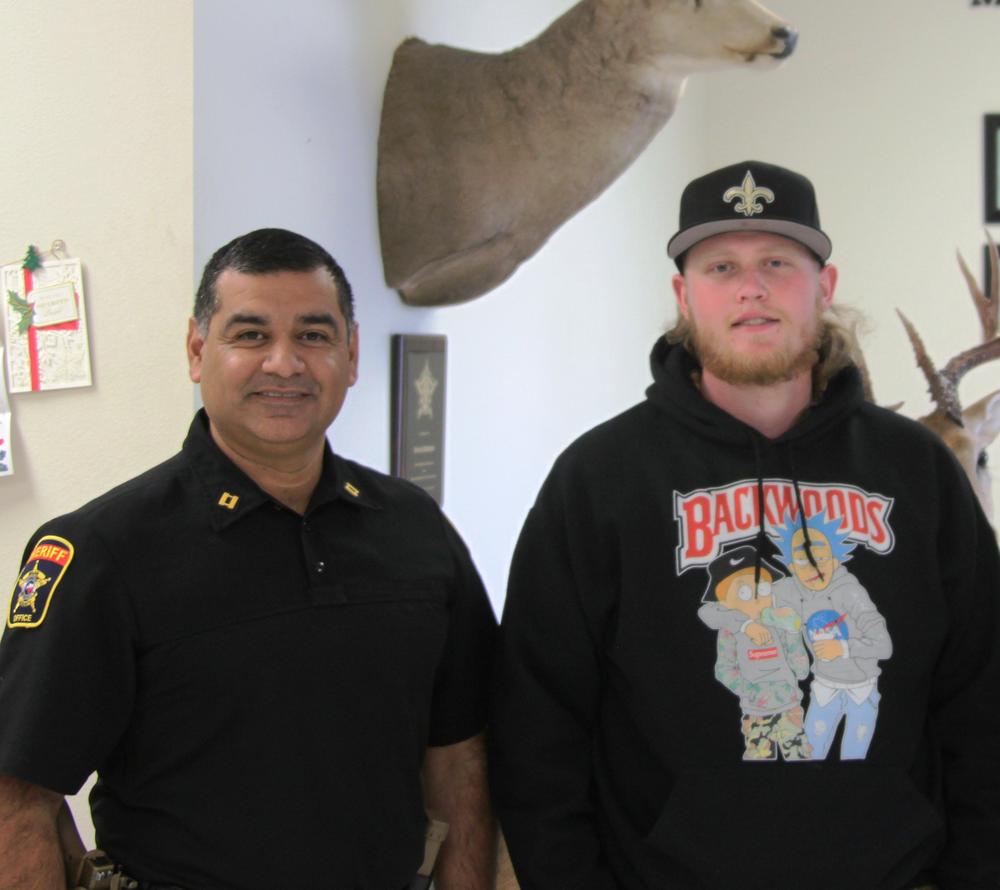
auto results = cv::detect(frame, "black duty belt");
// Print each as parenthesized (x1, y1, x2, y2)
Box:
(138, 884, 414, 890)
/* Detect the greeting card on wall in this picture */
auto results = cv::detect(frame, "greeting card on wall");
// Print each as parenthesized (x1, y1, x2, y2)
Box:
(2, 246, 92, 393)
(0, 347, 12, 476)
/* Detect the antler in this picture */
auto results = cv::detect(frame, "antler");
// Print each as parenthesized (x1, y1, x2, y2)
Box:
(896, 308, 962, 424)
(898, 233, 1000, 427)
(955, 228, 998, 340)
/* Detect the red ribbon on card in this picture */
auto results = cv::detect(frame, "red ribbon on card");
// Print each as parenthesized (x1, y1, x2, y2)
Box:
(22, 268, 80, 392)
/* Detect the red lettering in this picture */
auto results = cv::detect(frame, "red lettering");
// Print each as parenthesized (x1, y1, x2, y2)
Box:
(748, 647, 779, 661)
(848, 491, 868, 536)
(733, 486, 756, 532)
(29, 543, 69, 565)
(825, 489, 847, 526)
(713, 491, 734, 537)
(867, 501, 887, 546)
(681, 496, 714, 559)
(677, 482, 895, 570)
(802, 488, 823, 518)
(764, 483, 797, 527)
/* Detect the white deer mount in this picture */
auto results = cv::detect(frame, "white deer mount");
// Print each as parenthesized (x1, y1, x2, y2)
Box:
(377, 0, 797, 307)
(896, 233, 1000, 522)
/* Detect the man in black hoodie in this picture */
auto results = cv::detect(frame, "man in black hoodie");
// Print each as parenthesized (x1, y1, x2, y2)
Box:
(490, 161, 1000, 890)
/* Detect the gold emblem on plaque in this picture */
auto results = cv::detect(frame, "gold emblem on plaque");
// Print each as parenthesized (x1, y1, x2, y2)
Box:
(414, 360, 439, 420)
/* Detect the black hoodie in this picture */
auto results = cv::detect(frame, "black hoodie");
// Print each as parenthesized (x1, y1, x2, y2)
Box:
(491, 339, 1000, 890)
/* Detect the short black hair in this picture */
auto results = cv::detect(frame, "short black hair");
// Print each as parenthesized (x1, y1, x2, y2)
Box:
(194, 228, 355, 334)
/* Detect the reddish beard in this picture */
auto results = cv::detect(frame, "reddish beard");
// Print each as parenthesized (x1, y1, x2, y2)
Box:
(689, 305, 825, 387)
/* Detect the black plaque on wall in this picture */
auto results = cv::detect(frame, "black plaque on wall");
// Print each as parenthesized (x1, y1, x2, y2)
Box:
(986, 114, 1000, 223)
(391, 334, 447, 504)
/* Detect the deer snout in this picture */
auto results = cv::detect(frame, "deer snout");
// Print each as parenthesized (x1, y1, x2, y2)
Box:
(771, 26, 798, 60)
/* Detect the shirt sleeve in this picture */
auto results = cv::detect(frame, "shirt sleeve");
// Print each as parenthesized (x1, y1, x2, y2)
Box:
(489, 463, 621, 890)
(928, 472, 1000, 888)
(426, 515, 497, 748)
(0, 521, 137, 794)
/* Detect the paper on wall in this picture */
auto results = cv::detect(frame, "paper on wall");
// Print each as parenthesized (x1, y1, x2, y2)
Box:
(0, 347, 12, 476)
(2, 257, 92, 393)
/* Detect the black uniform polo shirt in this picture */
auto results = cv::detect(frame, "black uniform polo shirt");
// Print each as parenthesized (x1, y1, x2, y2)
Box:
(0, 410, 496, 890)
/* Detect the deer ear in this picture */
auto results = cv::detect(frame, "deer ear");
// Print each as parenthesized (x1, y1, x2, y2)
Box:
(965, 390, 1000, 443)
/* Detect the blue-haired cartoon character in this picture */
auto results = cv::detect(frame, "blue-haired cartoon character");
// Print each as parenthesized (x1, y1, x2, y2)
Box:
(771, 510, 892, 760)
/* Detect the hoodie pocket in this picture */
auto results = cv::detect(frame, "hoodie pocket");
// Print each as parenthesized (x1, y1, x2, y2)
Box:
(642, 765, 943, 890)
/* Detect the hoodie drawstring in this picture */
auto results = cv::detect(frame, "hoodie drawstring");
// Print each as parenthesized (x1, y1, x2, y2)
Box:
(788, 445, 824, 583)
(750, 437, 824, 590)
(750, 438, 769, 593)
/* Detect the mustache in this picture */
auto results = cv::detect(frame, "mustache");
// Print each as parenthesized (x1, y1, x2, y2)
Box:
(245, 375, 318, 394)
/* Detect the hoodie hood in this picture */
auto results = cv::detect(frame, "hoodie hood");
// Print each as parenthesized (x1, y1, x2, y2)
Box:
(645, 337, 866, 447)
(645, 337, 869, 594)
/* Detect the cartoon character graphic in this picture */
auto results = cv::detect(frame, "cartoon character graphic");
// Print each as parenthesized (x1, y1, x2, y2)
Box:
(697, 544, 812, 761)
(771, 511, 892, 760)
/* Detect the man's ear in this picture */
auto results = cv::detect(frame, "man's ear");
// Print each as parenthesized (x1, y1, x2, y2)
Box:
(672, 274, 690, 320)
(347, 323, 360, 388)
(818, 263, 838, 310)
(187, 317, 205, 384)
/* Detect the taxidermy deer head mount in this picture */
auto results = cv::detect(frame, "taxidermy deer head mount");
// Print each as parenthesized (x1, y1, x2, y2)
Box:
(377, 0, 797, 307)
(896, 233, 1000, 521)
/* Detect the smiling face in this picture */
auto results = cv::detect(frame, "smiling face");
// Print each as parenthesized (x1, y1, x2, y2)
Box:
(672, 231, 837, 388)
(187, 266, 359, 469)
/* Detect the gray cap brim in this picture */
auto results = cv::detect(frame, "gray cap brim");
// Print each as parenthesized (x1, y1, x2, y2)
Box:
(667, 218, 832, 263)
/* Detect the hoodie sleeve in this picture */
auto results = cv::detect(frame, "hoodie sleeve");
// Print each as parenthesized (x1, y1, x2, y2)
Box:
(928, 469, 1000, 889)
(489, 456, 621, 890)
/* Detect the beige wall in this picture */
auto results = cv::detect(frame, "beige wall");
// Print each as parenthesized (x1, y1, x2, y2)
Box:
(0, 1, 194, 845)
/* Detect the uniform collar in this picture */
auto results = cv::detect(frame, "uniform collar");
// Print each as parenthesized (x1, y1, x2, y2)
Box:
(314, 450, 383, 512)
(183, 410, 382, 530)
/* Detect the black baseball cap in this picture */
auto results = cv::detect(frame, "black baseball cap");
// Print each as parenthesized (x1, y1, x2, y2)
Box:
(701, 543, 786, 603)
(667, 160, 832, 266)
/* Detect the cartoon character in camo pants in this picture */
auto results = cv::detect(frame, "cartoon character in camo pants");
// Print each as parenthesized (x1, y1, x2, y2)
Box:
(697, 544, 813, 761)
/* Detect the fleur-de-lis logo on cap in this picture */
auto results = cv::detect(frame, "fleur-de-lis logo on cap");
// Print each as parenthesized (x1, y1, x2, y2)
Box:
(723, 171, 775, 218)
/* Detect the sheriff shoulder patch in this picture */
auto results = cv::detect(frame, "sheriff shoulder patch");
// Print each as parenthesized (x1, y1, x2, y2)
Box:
(8, 535, 74, 629)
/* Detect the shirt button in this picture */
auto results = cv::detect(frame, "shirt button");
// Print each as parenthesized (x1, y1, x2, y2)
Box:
(315, 561, 326, 573)
(303, 521, 312, 532)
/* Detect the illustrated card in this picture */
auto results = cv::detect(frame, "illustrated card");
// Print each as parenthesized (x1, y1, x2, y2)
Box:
(3, 257, 92, 393)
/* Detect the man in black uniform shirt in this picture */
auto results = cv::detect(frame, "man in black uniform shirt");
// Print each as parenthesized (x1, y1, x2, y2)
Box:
(0, 229, 497, 889)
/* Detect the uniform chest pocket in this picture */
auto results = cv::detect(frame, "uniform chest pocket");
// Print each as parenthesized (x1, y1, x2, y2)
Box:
(322, 580, 450, 649)
(314, 578, 449, 608)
